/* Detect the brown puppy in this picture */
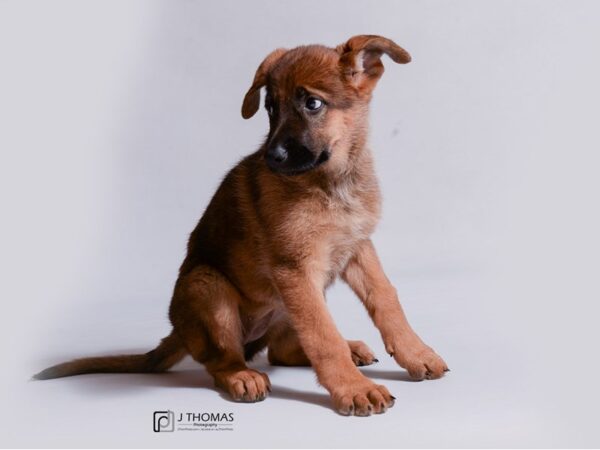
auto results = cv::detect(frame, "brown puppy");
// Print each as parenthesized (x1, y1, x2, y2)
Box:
(35, 35, 448, 416)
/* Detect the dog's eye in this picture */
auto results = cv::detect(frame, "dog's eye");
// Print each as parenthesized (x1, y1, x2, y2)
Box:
(305, 97, 323, 111)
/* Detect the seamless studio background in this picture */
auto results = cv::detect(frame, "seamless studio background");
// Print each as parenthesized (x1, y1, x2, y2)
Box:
(1, 0, 599, 448)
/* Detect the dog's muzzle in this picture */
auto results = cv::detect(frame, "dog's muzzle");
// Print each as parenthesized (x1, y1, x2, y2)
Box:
(265, 139, 330, 175)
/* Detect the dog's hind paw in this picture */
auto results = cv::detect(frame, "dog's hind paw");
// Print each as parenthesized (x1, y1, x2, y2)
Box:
(215, 368, 271, 402)
(348, 340, 378, 367)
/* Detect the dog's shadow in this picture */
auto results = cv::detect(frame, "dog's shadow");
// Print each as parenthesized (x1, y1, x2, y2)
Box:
(360, 367, 418, 382)
(39, 351, 414, 411)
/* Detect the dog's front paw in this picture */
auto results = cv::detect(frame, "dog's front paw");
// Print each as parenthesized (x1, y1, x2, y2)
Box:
(332, 380, 395, 416)
(390, 344, 448, 380)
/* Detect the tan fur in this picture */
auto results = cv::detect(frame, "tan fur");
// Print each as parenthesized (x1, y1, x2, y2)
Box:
(34, 35, 447, 416)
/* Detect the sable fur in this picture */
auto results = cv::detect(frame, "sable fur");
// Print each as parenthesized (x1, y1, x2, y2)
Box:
(34, 35, 448, 416)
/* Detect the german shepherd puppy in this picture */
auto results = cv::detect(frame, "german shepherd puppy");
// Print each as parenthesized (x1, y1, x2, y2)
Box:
(35, 35, 448, 416)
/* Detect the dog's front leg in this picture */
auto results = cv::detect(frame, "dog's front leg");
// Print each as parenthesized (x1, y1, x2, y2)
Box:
(342, 240, 449, 380)
(274, 267, 395, 416)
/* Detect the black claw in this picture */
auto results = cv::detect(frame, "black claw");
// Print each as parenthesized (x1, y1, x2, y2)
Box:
(391, 395, 396, 400)
(373, 358, 379, 363)
(444, 368, 451, 372)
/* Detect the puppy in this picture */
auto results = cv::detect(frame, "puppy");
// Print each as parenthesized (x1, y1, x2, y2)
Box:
(35, 35, 448, 416)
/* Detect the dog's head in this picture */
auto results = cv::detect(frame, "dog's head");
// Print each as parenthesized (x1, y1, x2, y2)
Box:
(241, 35, 411, 176)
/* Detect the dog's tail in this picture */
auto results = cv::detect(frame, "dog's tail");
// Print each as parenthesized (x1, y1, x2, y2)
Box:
(32, 332, 187, 380)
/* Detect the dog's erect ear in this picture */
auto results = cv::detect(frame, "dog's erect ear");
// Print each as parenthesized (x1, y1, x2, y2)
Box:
(336, 35, 411, 93)
(241, 48, 287, 119)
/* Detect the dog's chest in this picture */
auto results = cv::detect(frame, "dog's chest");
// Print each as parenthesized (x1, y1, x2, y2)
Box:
(327, 187, 375, 236)
(317, 182, 380, 274)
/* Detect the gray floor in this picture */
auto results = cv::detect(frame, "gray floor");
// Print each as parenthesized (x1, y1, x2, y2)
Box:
(7, 265, 598, 448)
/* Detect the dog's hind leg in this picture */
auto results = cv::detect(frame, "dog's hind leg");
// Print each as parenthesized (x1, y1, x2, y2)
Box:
(267, 319, 311, 366)
(268, 319, 378, 367)
(169, 265, 271, 402)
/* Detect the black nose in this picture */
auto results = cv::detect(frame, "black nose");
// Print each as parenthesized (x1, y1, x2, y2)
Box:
(265, 145, 288, 165)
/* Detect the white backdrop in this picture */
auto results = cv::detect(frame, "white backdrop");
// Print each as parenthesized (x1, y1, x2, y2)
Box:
(1, 0, 599, 447)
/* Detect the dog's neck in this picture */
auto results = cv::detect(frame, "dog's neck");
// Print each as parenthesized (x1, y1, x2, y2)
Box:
(274, 139, 378, 202)
(321, 142, 375, 192)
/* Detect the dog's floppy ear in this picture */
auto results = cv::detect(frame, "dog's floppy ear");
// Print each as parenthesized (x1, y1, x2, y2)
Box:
(241, 48, 287, 119)
(337, 35, 411, 93)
